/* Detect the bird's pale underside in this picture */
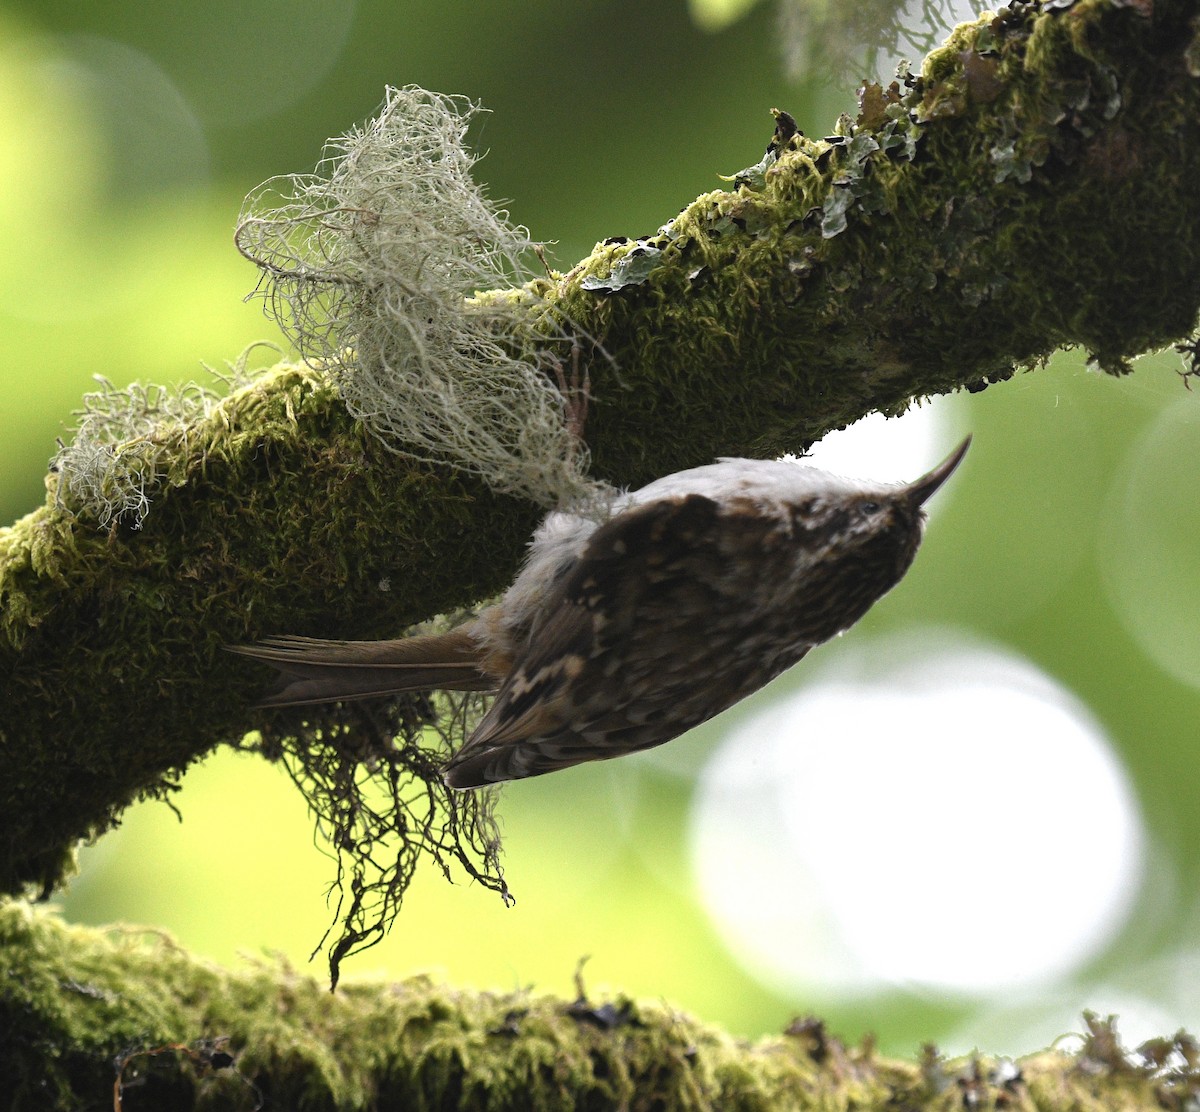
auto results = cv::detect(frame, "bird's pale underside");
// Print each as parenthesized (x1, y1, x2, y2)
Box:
(231, 438, 970, 789)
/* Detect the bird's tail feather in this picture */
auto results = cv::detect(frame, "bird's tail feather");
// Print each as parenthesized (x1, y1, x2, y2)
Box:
(228, 629, 493, 708)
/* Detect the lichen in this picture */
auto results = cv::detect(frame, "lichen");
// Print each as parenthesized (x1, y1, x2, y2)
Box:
(776, 0, 962, 82)
(236, 85, 610, 516)
(50, 347, 273, 529)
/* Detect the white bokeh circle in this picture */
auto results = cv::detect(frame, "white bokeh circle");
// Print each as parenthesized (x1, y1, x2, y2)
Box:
(689, 633, 1144, 997)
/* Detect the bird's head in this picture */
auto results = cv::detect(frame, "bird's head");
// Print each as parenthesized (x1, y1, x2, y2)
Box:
(785, 436, 971, 639)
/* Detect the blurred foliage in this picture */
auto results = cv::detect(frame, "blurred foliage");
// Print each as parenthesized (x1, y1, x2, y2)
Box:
(2, 0, 1200, 1060)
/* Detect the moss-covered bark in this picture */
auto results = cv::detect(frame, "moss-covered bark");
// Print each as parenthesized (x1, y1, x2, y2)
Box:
(2, 901, 1195, 1111)
(0, 366, 538, 897)
(541, 0, 1200, 481)
(2, 0, 1200, 896)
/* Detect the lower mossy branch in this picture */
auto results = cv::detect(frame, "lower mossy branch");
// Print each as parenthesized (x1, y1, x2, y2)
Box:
(1, 902, 1195, 1111)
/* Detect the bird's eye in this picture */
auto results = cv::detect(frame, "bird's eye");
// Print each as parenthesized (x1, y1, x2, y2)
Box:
(859, 500, 881, 515)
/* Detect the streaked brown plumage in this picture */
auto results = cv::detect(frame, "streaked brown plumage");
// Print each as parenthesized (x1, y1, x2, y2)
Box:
(231, 438, 970, 789)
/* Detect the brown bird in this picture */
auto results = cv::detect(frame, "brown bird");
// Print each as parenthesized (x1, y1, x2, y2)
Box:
(231, 438, 970, 789)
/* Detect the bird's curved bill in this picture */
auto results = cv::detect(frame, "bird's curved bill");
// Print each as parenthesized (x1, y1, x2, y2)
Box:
(905, 435, 972, 506)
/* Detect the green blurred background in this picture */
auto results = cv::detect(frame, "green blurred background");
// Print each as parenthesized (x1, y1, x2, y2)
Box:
(3, 0, 1199, 1058)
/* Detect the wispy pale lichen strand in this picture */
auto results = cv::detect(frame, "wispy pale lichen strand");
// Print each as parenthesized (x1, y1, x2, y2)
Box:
(51, 356, 267, 528)
(236, 85, 606, 513)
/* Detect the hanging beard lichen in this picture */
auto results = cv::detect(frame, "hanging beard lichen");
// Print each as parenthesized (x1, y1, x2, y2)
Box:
(776, 0, 962, 82)
(235, 84, 610, 517)
(249, 682, 509, 990)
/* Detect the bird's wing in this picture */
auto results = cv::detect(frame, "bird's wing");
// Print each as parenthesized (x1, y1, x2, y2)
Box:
(444, 492, 728, 786)
(228, 627, 494, 707)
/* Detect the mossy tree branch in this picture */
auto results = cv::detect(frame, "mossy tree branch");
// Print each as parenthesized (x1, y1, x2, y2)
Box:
(3, 902, 1197, 1110)
(2, 0, 1200, 900)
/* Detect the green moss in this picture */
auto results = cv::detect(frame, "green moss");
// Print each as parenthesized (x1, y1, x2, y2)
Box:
(4, 902, 1197, 1111)
(0, 902, 795, 1110)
